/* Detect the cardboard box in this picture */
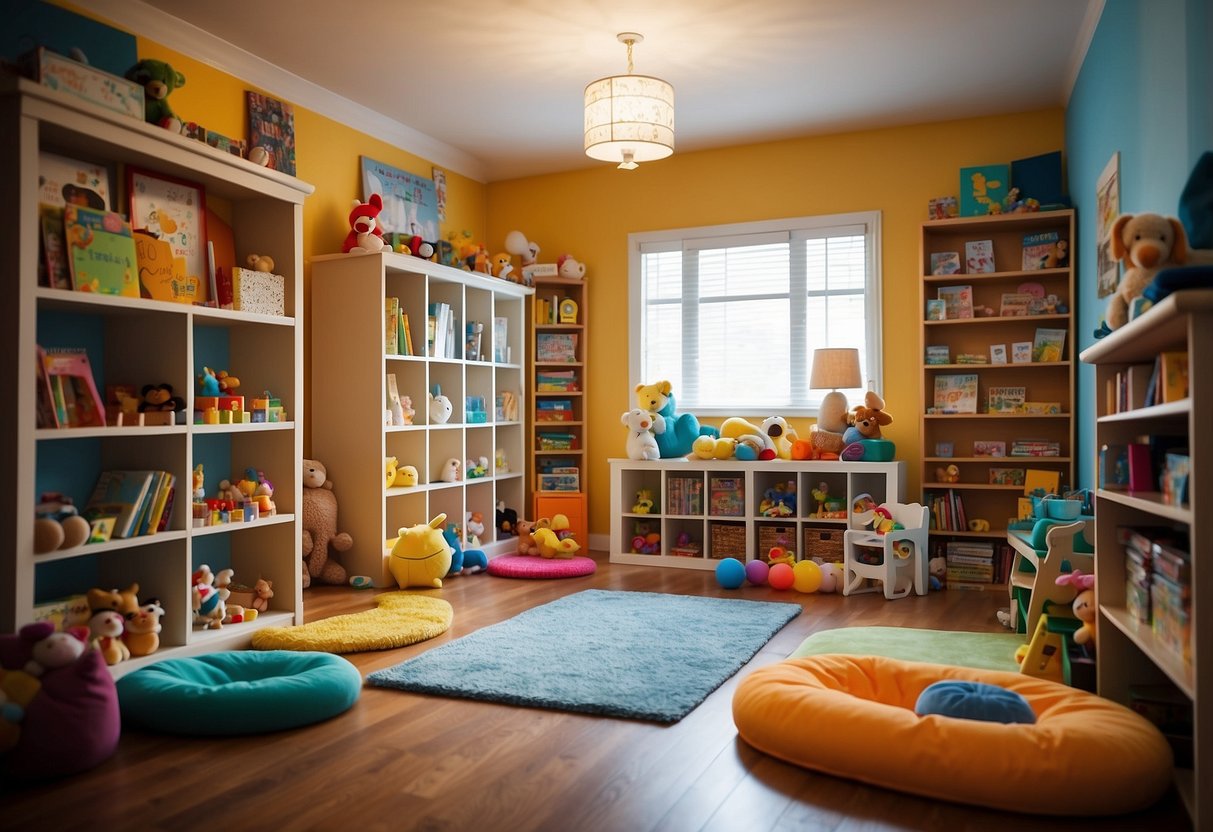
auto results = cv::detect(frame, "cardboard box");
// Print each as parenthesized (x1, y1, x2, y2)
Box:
(22, 47, 144, 121)
(232, 267, 285, 316)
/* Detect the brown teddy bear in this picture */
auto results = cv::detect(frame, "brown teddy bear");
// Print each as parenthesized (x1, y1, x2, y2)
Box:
(1106, 213, 1189, 329)
(301, 458, 352, 587)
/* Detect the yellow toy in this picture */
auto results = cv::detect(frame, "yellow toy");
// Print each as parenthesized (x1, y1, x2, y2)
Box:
(767, 546, 795, 567)
(968, 518, 991, 532)
(385, 456, 399, 490)
(393, 465, 418, 487)
(935, 464, 960, 483)
(632, 489, 654, 514)
(533, 527, 581, 559)
(761, 415, 798, 459)
(1016, 613, 1066, 683)
(388, 514, 453, 589)
(691, 435, 736, 459)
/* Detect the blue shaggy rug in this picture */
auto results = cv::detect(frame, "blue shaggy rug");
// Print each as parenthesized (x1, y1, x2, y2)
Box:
(367, 589, 801, 723)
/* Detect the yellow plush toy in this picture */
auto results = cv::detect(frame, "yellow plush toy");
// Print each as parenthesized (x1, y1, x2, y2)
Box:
(388, 514, 453, 589)
(385, 456, 398, 490)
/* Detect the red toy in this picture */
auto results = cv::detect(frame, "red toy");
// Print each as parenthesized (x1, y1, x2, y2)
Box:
(342, 194, 388, 254)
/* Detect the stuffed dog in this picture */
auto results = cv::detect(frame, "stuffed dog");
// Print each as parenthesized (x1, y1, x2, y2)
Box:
(1106, 213, 1188, 329)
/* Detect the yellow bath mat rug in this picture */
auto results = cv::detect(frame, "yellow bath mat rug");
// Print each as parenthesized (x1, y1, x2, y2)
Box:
(251, 592, 452, 653)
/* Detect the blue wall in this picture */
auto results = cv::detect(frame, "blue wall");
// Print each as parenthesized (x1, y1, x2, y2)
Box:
(1066, 0, 1212, 488)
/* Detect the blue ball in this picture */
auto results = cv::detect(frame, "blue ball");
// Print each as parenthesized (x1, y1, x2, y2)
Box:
(915, 680, 1036, 724)
(715, 557, 747, 589)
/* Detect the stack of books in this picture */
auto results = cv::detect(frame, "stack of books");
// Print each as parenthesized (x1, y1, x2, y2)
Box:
(536, 399, 574, 421)
(536, 333, 577, 363)
(536, 370, 579, 392)
(536, 431, 578, 451)
(945, 540, 994, 589)
(928, 489, 967, 532)
(666, 477, 704, 515)
(1010, 440, 1061, 457)
(84, 469, 176, 539)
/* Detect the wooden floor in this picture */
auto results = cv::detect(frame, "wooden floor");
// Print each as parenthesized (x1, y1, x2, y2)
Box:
(4, 553, 1190, 831)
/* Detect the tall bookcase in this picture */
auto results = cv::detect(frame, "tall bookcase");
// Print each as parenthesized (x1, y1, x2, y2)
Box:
(1, 76, 310, 676)
(528, 275, 588, 541)
(310, 253, 531, 585)
(1080, 290, 1210, 827)
(919, 210, 1075, 541)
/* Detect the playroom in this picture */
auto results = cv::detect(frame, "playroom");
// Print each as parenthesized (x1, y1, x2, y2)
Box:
(2, 0, 1209, 828)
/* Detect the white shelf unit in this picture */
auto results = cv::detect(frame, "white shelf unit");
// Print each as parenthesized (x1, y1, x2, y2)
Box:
(1080, 289, 1211, 827)
(310, 252, 532, 585)
(1, 77, 311, 677)
(609, 458, 905, 570)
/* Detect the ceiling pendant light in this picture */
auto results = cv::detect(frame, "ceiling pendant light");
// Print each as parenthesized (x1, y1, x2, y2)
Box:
(584, 32, 675, 170)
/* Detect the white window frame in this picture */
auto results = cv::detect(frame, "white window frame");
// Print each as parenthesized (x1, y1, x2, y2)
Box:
(628, 211, 882, 417)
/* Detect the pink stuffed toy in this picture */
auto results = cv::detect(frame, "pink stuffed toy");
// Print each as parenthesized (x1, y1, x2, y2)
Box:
(1056, 568, 1096, 648)
(342, 194, 387, 254)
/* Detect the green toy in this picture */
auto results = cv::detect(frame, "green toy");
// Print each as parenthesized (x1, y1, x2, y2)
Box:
(124, 59, 186, 128)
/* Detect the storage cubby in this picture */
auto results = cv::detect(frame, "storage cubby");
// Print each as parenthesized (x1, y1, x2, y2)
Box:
(610, 459, 904, 571)
(3, 76, 309, 675)
(310, 252, 531, 585)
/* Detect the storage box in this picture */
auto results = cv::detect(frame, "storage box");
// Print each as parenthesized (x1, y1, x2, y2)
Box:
(195, 395, 245, 412)
(757, 525, 796, 558)
(804, 527, 845, 562)
(22, 48, 145, 121)
(709, 522, 746, 559)
(232, 267, 286, 316)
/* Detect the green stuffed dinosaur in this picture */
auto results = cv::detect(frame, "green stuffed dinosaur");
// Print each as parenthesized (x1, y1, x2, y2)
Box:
(124, 59, 185, 128)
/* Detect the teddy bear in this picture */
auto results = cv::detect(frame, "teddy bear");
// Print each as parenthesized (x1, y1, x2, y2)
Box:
(139, 383, 185, 412)
(1106, 213, 1190, 329)
(246, 254, 275, 273)
(621, 408, 664, 460)
(635, 380, 719, 458)
(843, 390, 893, 444)
(301, 458, 353, 588)
(124, 59, 186, 129)
(342, 194, 388, 254)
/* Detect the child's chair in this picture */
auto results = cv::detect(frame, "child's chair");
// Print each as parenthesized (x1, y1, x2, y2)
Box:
(842, 502, 929, 599)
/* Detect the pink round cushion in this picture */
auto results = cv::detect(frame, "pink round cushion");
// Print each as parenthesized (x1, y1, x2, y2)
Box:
(487, 555, 597, 579)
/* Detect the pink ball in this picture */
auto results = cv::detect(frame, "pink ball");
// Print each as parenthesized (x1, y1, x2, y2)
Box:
(745, 559, 770, 586)
(768, 562, 795, 590)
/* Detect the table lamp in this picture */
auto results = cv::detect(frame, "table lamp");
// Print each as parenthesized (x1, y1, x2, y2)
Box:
(810, 348, 861, 433)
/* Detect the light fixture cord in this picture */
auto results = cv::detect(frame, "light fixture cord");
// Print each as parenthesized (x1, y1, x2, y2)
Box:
(626, 39, 634, 74)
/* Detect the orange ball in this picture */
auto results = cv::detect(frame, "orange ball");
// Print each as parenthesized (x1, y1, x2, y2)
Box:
(768, 562, 795, 590)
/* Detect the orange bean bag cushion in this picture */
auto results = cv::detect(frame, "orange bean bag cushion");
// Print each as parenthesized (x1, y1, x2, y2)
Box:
(732, 654, 1173, 816)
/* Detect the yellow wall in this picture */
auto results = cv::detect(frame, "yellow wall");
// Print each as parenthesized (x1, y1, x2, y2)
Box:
(486, 109, 1066, 536)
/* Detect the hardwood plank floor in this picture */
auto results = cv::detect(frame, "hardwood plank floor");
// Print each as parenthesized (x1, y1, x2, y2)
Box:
(3, 553, 1189, 831)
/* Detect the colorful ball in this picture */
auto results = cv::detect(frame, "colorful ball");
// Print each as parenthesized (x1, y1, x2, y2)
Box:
(792, 559, 823, 593)
(745, 559, 770, 586)
(818, 562, 842, 593)
(715, 557, 747, 589)
(768, 562, 795, 590)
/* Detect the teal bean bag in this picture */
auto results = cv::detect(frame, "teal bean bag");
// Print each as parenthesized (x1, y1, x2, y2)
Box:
(117, 650, 362, 734)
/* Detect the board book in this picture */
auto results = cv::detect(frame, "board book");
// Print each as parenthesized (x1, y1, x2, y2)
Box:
(64, 204, 139, 296)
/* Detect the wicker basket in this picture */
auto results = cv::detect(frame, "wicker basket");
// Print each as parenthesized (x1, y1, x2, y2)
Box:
(757, 525, 797, 559)
(709, 522, 746, 559)
(804, 527, 845, 562)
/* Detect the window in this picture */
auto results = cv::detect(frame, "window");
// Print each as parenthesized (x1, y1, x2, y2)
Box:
(629, 212, 882, 416)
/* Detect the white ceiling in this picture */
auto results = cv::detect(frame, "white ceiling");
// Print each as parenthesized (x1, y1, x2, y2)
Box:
(82, 0, 1100, 183)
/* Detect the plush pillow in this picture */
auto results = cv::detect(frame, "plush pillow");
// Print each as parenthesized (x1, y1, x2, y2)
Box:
(915, 679, 1036, 724)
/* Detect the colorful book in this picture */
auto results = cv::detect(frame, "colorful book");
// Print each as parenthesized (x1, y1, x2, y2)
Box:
(1023, 469, 1061, 497)
(39, 204, 71, 290)
(972, 440, 1006, 457)
(930, 251, 961, 276)
(40, 348, 106, 428)
(999, 292, 1034, 317)
(937, 285, 974, 319)
(925, 299, 947, 321)
(1011, 341, 1033, 364)
(933, 374, 979, 414)
(63, 204, 139, 297)
(1032, 328, 1067, 362)
(959, 164, 1009, 216)
(965, 240, 995, 273)
(134, 230, 198, 303)
(927, 196, 958, 220)
(38, 151, 110, 209)
(1159, 351, 1189, 402)
(84, 470, 158, 539)
(989, 467, 1026, 486)
(1022, 231, 1062, 271)
(987, 386, 1026, 413)
(385, 297, 400, 354)
(925, 345, 951, 365)
(246, 91, 296, 175)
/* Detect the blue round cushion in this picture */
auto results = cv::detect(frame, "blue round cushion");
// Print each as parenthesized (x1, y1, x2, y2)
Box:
(914, 680, 1036, 724)
(117, 651, 362, 735)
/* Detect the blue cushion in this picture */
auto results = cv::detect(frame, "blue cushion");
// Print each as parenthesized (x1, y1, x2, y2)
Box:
(117, 651, 361, 735)
(914, 680, 1036, 724)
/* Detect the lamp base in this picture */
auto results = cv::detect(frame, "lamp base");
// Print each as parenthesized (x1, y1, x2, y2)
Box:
(818, 390, 850, 434)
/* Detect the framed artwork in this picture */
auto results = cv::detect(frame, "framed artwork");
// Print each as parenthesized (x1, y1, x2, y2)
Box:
(432, 166, 447, 221)
(1096, 152, 1120, 299)
(361, 156, 440, 242)
(246, 91, 296, 175)
(127, 167, 208, 285)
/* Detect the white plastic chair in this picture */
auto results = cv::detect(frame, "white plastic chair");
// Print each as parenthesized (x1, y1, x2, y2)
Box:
(842, 502, 929, 599)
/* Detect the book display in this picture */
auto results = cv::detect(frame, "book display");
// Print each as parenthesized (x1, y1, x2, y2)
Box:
(1080, 290, 1211, 827)
(528, 273, 588, 542)
(4, 75, 310, 674)
(919, 210, 1074, 541)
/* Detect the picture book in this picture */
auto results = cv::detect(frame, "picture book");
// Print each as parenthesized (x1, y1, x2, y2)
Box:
(928, 196, 958, 220)
(987, 386, 1026, 413)
(935, 441, 954, 458)
(933, 374, 978, 414)
(40, 348, 106, 428)
(959, 164, 1009, 216)
(1032, 327, 1067, 362)
(989, 344, 1007, 365)
(972, 440, 1006, 457)
(999, 292, 1034, 317)
(39, 204, 71, 290)
(38, 151, 110, 209)
(465, 321, 483, 362)
(134, 230, 198, 303)
(709, 477, 745, 517)
(1011, 341, 1033, 364)
(385, 297, 400, 354)
(930, 251, 961, 276)
(1160, 351, 1189, 403)
(925, 345, 951, 365)
(536, 332, 578, 363)
(493, 317, 509, 363)
(1022, 231, 1063, 271)
(989, 467, 1026, 486)
(246, 91, 296, 175)
(84, 470, 157, 539)
(1020, 402, 1061, 415)
(936, 285, 973, 319)
(64, 204, 139, 297)
(965, 240, 995, 273)
(360, 155, 440, 242)
(925, 299, 947, 321)
(1023, 468, 1061, 497)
